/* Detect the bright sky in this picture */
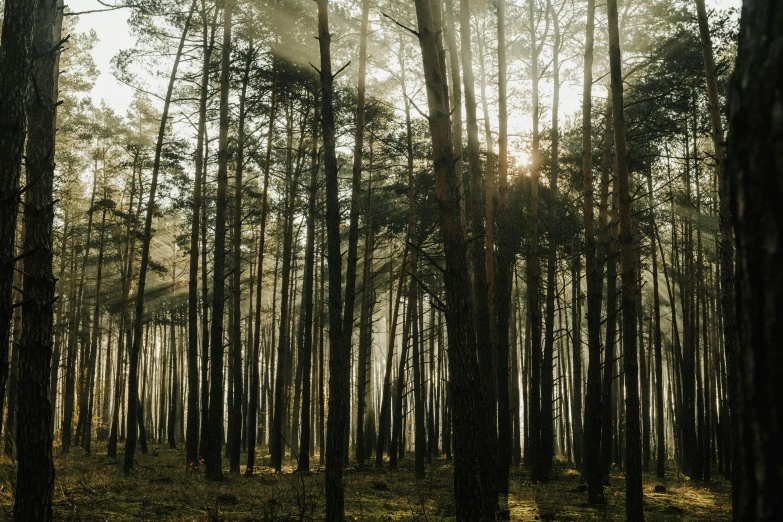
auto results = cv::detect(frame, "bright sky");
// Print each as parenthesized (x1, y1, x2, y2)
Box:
(71, 0, 742, 120)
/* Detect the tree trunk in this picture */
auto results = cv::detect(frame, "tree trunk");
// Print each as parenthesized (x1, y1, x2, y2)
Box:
(727, 1, 783, 518)
(318, 0, 348, 515)
(0, 0, 38, 443)
(205, 0, 231, 481)
(187, 0, 215, 470)
(606, 0, 642, 517)
(124, 0, 195, 475)
(13, 1, 61, 518)
(298, 92, 319, 472)
(411, 0, 487, 517)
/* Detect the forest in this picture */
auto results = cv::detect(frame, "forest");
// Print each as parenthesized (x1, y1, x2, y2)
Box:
(0, 0, 780, 520)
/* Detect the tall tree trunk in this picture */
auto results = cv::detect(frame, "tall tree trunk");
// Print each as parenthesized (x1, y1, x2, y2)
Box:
(541, 3, 561, 481)
(727, 1, 783, 518)
(85, 196, 108, 454)
(0, 0, 38, 442)
(124, 0, 195, 475)
(246, 50, 277, 475)
(298, 93, 319, 472)
(187, 0, 215, 470)
(411, 0, 487, 517)
(318, 0, 348, 515)
(205, 0, 231, 481)
(647, 168, 665, 479)
(460, 0, 498, 509)
(606, 0, 642, 517)
(527, 0, 545, 486)
(694, 0, 739, 507)
(580, 0, 605, 503)
(13, 0, 61, 518)
(356, 174, 373, 470)
(495, 0, 513, 495)
(228, 43, 251, 474)
(375, 243, 408, 468)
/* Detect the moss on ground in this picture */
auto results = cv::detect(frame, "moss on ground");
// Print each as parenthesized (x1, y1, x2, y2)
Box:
(0, 445, 731, 521)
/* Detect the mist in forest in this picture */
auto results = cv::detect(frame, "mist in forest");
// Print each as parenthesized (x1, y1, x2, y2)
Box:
(0, 0, 780, 520)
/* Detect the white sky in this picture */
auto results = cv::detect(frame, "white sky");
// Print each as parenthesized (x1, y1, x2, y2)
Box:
(71, 0, 742, 121)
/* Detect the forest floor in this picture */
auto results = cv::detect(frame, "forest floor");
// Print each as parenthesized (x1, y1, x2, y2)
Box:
(0, 443, 731, 521)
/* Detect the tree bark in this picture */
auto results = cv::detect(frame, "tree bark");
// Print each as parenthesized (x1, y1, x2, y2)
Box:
(205, 0, 231, 481)
(411, 0, 487, 517)
(606, 0, 643, 517)
(727, 1, 783, 518)
(0, 0, 38, 443)
(13, 0, 61, 518)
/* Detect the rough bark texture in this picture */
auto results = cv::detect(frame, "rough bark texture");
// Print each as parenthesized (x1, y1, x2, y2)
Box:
(727, 1, 783, 518)
(0, 0, 38, 447)
(13, 1, 60, 519)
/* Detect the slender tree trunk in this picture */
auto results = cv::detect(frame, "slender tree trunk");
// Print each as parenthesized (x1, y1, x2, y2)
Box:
(227, 44, 251, 474)
(124, 1, 195, 475)
(541, 3, 561, 481)
(205, 0, 231, 481)
(495, 0, 513, 494)
(580, 0, 605, 503)
(186, 0, 214, 469)
(606, 0, 642, 517)
(376, 244, 408, 468)
(318, 0, 348, 515)
(647, 168, 665, 478)
(694, 0, 740, 507)
(85, 197, 108, 454)
(298, 94, 319, 472)
(459, 0, 498, 509)
(246, 50, 277, 475)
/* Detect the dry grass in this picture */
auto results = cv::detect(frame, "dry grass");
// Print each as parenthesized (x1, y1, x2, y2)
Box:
(0, 444, 731, 521)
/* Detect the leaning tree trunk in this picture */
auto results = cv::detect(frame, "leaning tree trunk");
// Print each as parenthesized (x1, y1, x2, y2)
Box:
(13, 0, 61, 519)
(124, 0, 195, 475)
(726, 1, 783, 518)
